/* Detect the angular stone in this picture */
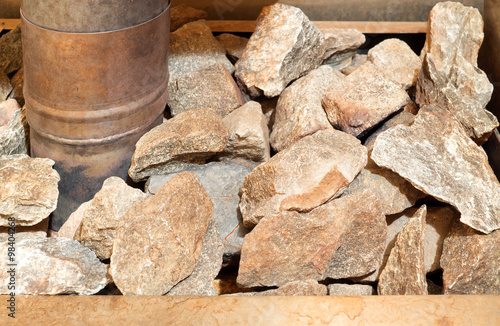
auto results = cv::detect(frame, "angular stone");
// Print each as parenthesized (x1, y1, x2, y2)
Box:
(167, 220, 224, 296)
(363, 110, 415, 152)
(322, 62, 410, 138)
(270, 65, 343, 152)
(0, 99, 19, 133)
(0, 237, 107, 295)
(328, 284, 373, 296)
(75, 177, 149, 260)
(168, 64, 245, 118)
(341, 54, 367, 75)
(7, 66, 24, 107)
(232, 280, 327, 296)
(169, 20, 234, 83)
(221, 101, 270, 162)
(378, 205, 428, 295)
(239, 130, 367, 228)
(0, 25, 22, 75)
(367, 38, 421, 90)
(323, 28, 365, 69)
(0, 230, 46, 242)
(0, 155, 59, 226)
(441, 220, 500, 295)
(170, 5, 208, 32)
(371, 105, 500, 234)
(129, 108, 230, 182)
(146, 162, 252, 256)
(416, 2, 497, 143)
(110, 172, 213, 295)
(235, 3, 325, 97)
(0, 101, 28, 156)
(56, 201, 90, 240)
(237, 190, 386, 288)
(216, 33, 249, 63)
(0, 71, 12, 100)
(260, 96, 278, 131)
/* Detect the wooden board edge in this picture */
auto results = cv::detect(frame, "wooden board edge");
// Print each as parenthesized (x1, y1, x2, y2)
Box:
(0, 18, 19, 30)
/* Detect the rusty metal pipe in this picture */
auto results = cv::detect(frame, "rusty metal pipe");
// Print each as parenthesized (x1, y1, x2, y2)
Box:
(22, 1, 171, 230)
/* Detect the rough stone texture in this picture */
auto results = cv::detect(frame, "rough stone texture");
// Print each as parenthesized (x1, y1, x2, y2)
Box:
(75, 177, 149, 260)
(260, 96, 278, 131)
(364, 110, 415, 152)
(441, 220, 500, 295)
(169, 20, 234, 84)
(371, 105, 500, 234)
(56, 201, 89, 240)
(0, 218, 48, 241)
(0, 101, 28, 156)
(367, 39, 421, 90)
(7, 66, 24, 107)
(0, 237, 107, 295)
(0, 99, 19, 133)
(270, 65, 343, 152)
(323, 28, 366, 69)
(0, 231, 46, 242)
(341, 54, 367, 75)
(416, 2, 497, 143)
(0, 25, 22, 75)
(235, 3, 325, 98)
(0, 71, 12, 100)
(0, 155, 59, 227)
(237, 190, 386, 288)
(146, 162, 252, 256)
(328, 284, 373, 296)
(239, 130, 367, 228)
(231, 280, 327, 296)
(222, 101, 270, 162)
(323, 62, 410, 138)
(378, 205, 428, 295)
(167, 220, 224, 296)
(168, 64, 245, 117)
(216, 33, 248, 63)
(110, 172, 213, 295)
(170, 5, 208, 32)
(129, 108, 230, 182)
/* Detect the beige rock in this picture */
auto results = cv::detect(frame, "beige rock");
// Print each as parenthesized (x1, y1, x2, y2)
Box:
(110, 172, 213, 295)
(328, 284, 373, 296)
(0, 25, 22, 75)
(0, 99, 19, 133)
(232, 280, 327, 296)
(216, 33, 248, 63)
(170, 5, 208, 32)
(270, 65, 343, 152)
(371, 105, 500, 234)
(367, 38, 421, 90)
(341, 54, 367, 75)
(322, 62, 410, 137)
(0, 155, 59, 227)
(237, 190, 386, 287)
(221, 101, 270, 163)
(57, 201, 89, 240)
(75, 177, 148, 260)
(322, 28, 365, 69)
(0, 101, 28, 156)
(129, 108, 230, 182)
(0, 71, 12, 100)
(364, 110, 415, 152)
(7, 66, 24, 107)
(0, 217, 48, 242)
(168, 64, 245, 118)
(235, 3, 325, 97)
(239, 130, 367, 228)
(378, 206, 428, 295)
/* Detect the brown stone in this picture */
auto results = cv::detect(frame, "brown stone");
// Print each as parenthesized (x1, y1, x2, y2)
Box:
(110, 172, 213, 295)
(239, 130, 367, 228)
(237, 190, 386, 288)
(270, 65, 343, 152)
(129, 108, 230, 182)
(222, 101, 270, 163)
(0, 155, 59, 227)
(322, 62, 410, 138)
(323, 28, 365, 69)
(0, 25, 22, 75)
(235, 3, 325, 97)
(441, 221, 500, 294)
(371, 105, 500, 234)
(170, 5, 208, 32)
(57, 201, 89, 240)
(231, 280, 327, 296)
(0, 218, 49, 241)
(328, 284, 373, 296)
(341, 54, 367, 75)
(169, 20, 234, 83)
(0, 237, 107, 295)
(0, 71, 12, 101)
(216, 33, 248, 63)
(378, 205, 428, 295)
(416, 2, 497, 143)
(367, 38, 421, 90)
(7, 66, 24, 107)
(168, 64, 245, 118)
(75, 177, 149, 260)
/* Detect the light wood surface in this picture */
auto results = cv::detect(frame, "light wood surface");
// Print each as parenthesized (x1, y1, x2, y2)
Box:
(0, 18, 19, 30)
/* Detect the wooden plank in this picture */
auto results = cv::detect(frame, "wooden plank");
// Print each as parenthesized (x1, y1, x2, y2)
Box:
(0, 295, 498, 325)
(0, 19, 20, 30)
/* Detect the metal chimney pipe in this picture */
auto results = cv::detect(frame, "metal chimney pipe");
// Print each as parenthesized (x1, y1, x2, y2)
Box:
(21, 0, 171, 230)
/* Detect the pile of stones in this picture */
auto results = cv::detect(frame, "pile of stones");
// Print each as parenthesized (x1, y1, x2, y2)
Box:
(0, 1, 498, 296)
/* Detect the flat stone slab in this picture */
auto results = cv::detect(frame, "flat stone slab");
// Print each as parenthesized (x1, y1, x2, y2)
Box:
(328, 284, 373, 296)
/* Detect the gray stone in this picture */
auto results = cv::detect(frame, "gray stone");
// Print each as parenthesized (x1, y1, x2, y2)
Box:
(341, 54, 367, 75)
(110, 172, 213, 295)
(0, 25, 22, 75)
(0, 100, 28, 156)
(322, 28, 365, 69)
(371, 105, 500, 234)
(0, 155, 59, 227)
(0, 237, 107, 295)
(235, 3, 325, 97)
(167, 220, 224, 296)
(239, 130, 367, 228)
(129, 108, 230, 182)
(146, 162, 252, 256)
(168, 64, 245, 118)
(170, 5, 208, 32)
(270, 65, 343, 152)
(169, 20, 234, 83)
(378, 205, 428, 295)
(328, 284, 373, 296)
(364, 110, 415, 152)
(216, 33, 249, 63)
